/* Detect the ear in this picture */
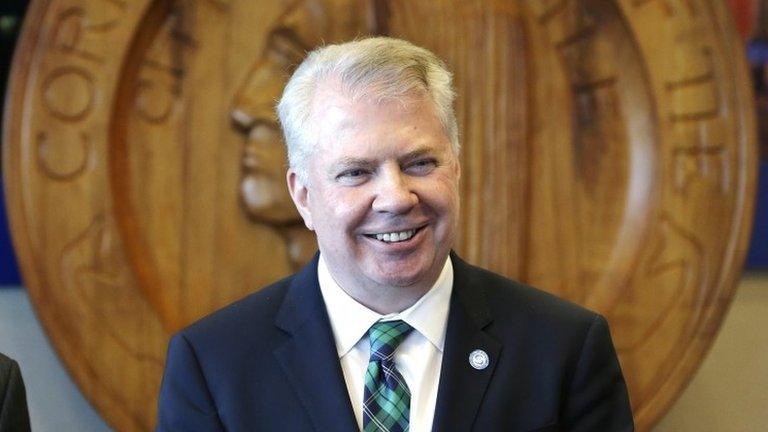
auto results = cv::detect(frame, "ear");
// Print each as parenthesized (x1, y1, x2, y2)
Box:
(450, 153, 461, 184)
(286, 168, 314, 231)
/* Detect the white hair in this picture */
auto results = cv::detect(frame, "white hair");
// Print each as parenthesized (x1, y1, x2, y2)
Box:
(276, 37, 458, 183)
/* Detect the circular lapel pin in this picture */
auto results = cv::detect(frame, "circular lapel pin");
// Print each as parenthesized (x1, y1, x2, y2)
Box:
(469, 349, 490, 370)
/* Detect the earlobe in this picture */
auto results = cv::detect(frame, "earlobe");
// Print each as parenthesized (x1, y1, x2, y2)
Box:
(286, 169, 314, 230)
(453, 156, 461, 181)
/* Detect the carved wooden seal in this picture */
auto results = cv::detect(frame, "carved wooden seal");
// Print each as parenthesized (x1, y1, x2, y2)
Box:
(2, 0, 756, 430)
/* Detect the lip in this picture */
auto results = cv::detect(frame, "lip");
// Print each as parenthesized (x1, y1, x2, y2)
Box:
(360, 224, 429, 252)
(361, 222, 430, 236)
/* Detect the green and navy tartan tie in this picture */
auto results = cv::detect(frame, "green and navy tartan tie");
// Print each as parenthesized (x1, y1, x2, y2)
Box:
(363, 320, 414, 432)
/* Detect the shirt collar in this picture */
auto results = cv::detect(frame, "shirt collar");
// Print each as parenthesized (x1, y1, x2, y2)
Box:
(318, 254, 454, 357)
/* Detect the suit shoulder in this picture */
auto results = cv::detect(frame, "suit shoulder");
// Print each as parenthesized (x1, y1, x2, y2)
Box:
(458, 261, 599, 327)
(178, 274, 293, 345)
(456, 261, 611, 368)
(0, 352, 19, 377)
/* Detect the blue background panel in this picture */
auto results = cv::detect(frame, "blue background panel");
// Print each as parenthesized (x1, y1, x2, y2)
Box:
(0, 184, 21, 285)
(1, 1, 24, 286)
(746, 162, 768, 269)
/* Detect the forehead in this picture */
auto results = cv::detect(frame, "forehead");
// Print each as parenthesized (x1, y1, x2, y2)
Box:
(309, 85, 439, 141)
(310, 75, 430, 116)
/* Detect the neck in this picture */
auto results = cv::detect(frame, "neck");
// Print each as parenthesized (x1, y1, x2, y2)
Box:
(321, 257, 447, 315)
(343, 283, 432, 315)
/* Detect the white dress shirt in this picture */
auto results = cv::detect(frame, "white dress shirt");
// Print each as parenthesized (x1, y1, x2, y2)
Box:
(317, 255, 454, 432)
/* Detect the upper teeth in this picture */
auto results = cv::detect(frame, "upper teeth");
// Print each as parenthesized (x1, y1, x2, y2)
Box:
(375, 230, 416, 243)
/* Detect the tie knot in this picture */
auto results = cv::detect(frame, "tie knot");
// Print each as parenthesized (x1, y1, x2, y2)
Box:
(368, 320, 413, 361)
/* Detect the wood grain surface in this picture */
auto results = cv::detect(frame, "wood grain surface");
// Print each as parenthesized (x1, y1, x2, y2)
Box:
(2, 0, 757, 430)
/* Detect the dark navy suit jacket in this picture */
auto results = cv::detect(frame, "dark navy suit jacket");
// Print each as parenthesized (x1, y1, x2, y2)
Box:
(157, 253, 634, 431)
(0, 353, 31, 432)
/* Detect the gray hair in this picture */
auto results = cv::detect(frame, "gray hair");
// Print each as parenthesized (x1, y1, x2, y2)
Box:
(276, 37, 458, 183)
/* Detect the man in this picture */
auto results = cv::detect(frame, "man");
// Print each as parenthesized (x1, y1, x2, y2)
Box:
(157, 37, 634, 431)
(0, 353, 31, 432)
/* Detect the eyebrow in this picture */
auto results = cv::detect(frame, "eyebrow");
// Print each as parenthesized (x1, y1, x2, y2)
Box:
(328, 157, 377, 174)
(399, 147, 438, 162)
(327, 146, 441, 174)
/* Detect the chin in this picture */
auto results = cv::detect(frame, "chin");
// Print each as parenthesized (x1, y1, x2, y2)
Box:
(371, 263, 436, 289)
(376, 275, 424, 288)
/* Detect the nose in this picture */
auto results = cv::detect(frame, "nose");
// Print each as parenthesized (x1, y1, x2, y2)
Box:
(371, 166, 418, 214)
(231, 59, 286, 131)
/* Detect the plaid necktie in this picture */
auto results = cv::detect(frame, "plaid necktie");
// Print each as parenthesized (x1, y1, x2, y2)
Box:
(363, 320, 414, 432)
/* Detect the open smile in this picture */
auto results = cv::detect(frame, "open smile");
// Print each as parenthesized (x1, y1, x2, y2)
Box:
(364, 225, 427, 244)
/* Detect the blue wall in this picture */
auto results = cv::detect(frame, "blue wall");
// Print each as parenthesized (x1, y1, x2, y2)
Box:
(1, 1, 24, 286)
(0, 184, 21, 285)
(746, 161, 768, 269)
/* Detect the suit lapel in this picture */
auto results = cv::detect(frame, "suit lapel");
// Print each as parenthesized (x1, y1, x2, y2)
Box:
(273, 256, 359, 432)
(431, 254, 502, 432)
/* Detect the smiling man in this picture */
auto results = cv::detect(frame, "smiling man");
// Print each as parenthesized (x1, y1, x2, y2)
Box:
(157, 38, 634, 432)
(287, 78, 460, 315)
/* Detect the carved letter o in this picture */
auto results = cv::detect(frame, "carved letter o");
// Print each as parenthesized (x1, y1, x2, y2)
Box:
(41, 66, 96, 122)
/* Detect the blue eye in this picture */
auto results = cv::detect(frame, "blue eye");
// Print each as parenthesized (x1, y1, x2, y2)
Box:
(338, 169, 366, 179)
(336, 168, 370, 185)
(406, 159, 437, 174)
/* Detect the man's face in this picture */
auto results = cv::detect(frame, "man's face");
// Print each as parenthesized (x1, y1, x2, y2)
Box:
(288, 87, 460, 296)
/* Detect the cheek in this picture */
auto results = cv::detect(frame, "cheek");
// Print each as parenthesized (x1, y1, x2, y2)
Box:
(337, 193, 372, 227)
(312, 189, 369, 233)
(430, 175, 461, 210)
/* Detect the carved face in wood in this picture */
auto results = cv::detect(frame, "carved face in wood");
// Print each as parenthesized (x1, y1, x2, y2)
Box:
(229, 31, 303, 225)
(287, 87, 460, 304)
(230, 0, 383, 226)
